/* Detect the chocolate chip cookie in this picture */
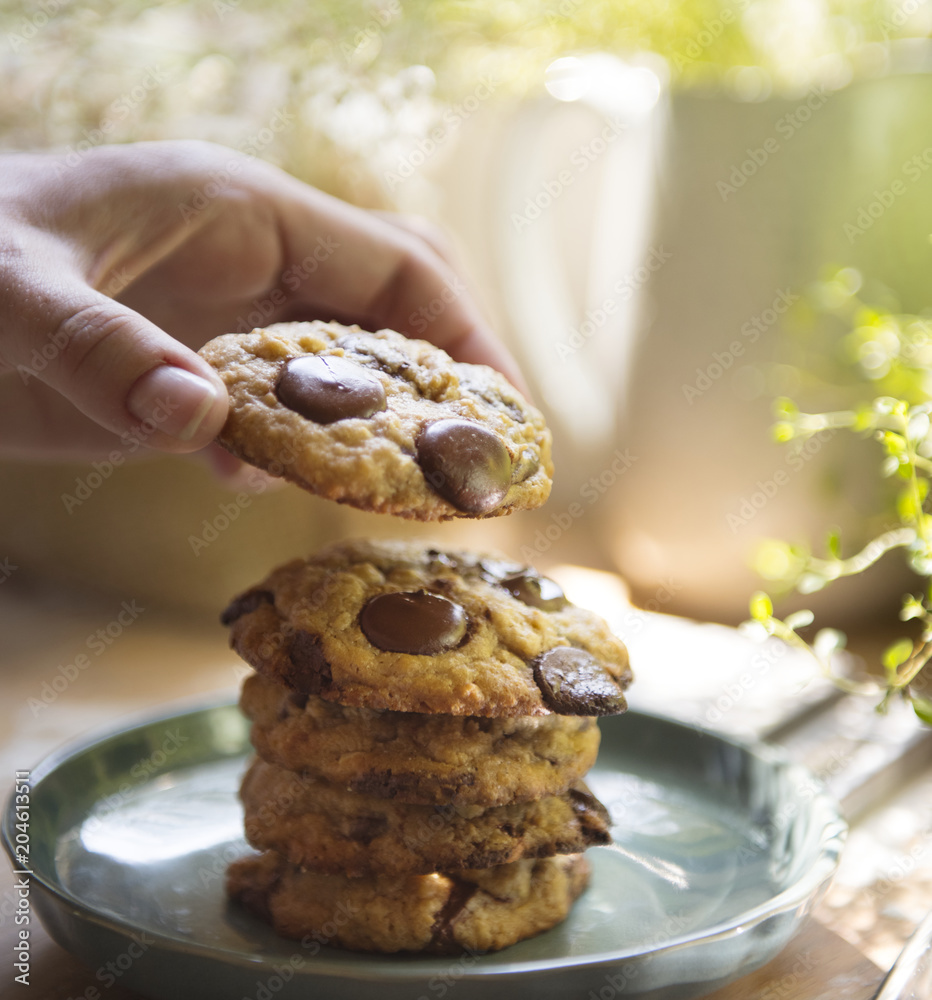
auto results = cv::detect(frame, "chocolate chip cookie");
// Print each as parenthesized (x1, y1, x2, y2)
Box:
(222, 539, 632, 717)
(239, 757, 611, 876)
(240, 673, 601, 806)
(198, 322, 553, 520)
(226, 851, 589, 954)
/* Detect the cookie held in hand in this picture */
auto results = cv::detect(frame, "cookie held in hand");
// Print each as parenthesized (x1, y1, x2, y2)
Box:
(198, 321, 553, 520)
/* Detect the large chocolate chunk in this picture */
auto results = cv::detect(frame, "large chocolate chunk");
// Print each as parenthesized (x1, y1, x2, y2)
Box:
(360, 591, 468, 655)
(429, 878, 478, 951)
(478, 558, 525, 582)
(275, 355, 386, 424)
(568, 785, 613, 844)
(501, 572, 566, 611)
(479, 560, 567, 611)
(285, 631, 333, 695)
(220, 589, 274, 625)
(532, 646, 627, 716)
(416, 418, 511, 514)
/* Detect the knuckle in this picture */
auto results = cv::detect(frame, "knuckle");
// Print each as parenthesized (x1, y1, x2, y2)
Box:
(52, 303, 133, 380)
(395, 213, 454, 263)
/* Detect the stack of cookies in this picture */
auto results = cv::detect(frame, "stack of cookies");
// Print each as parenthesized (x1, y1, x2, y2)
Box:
(221, 540, 632, 953)
(201, 323, 633, 954)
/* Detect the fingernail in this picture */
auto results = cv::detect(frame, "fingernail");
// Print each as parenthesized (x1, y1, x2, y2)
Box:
(127, 365, 218, 441)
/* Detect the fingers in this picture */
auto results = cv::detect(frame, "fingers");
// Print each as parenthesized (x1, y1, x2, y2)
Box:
(198, 444, 287, 492)
(373, 211, 460, 268)
(252, 168, 531, 396)
(0, 265, 228, 456)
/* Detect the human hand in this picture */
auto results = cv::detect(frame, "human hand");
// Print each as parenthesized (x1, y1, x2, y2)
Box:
(0, 140, 525, 463)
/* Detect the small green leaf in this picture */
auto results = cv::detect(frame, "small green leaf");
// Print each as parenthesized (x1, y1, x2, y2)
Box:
(912, 696, 932, 726)
(882, 638, 913, 671)
(773, 397, 798, 419)
(752, 539, 799, 581)
(874, 397, 898, 415)
(814, 628, 846, 657)
(910, 546, 932, 576)
(901, 596, 926, 621)
(784, 610, 815, 630)
(908, 412, 931, 442)
(749, 592, 773, 621)
(882, 455, 900, 477)
(826, 528, 842, 559)
(898, 486, 920, 520)
(853, 405, 875, 432)
(798, 573, 827, 594)
(881, 431, 907, 457)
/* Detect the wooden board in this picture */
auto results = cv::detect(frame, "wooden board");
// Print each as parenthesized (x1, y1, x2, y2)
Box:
(701, 919, 884, 1000)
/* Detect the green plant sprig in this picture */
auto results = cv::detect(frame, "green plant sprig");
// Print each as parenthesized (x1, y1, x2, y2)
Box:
(747, 269, 932, 725)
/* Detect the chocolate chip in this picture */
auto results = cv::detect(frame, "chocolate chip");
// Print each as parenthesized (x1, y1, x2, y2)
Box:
(478, 561, 567, 611)
(220, 589, 274, 625)
(360, 591, 467, 655)
(568, 785, 613, 844)
(275, 355, 386, 424)
(416, 418, 511, 514)
(501, 572, 567, 611)
(335, 334, 413, 379)
(532, 646, 628, 715)
(511, 447, 540, 483)
(429, 878, 479, 951)
(284, 631, 332, 695)
(478, 558, 525, 581)
(346, 815, 389, 844)
(350, 770, 476, 804)
(427, 549, 462, 573)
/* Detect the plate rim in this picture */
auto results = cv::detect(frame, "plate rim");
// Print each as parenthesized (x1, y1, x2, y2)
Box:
(1, 694, 847, 982)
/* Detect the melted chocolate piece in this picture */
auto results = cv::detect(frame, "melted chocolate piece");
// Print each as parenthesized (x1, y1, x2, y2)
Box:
(346, 815, 389, 844)
(532, 647, 627, 716)
(500, 572, 567, 611)
(275, 355, 386, 424)
(568, 786, 613, 843)
(360, 591, 467, 655)
(478, 560, 567, 611)
(427, 549, 462, 573)
(429, 878, 479, 951)
(478, 558, 525, 582)
(220, 589, 274, 625)
(285, 631, 332, 695)
(335, 334, 414, 379)
(416, 419, 512, 514)
(511, 447, 540, 483)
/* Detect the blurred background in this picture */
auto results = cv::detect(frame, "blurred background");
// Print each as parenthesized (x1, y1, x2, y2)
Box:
(3, 0, 932, 628)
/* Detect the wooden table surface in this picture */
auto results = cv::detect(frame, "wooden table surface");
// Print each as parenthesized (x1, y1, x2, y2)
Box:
(0, 577, 894, 999)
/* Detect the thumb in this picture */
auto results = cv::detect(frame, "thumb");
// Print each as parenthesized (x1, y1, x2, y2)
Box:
(6, 276, 228, 454)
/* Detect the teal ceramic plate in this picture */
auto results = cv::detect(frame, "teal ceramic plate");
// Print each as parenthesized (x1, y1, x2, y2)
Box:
(2, 698, 845, 1000)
